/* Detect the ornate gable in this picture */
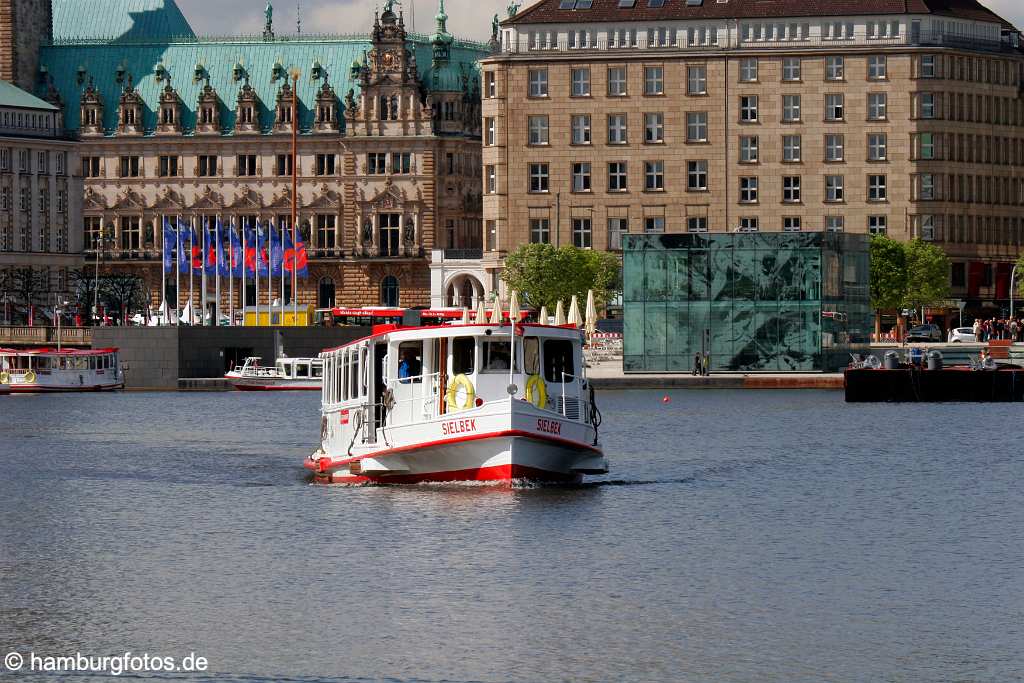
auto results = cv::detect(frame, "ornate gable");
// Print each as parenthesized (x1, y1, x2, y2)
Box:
(152, 187, 186, 210)
(190, 186, 223, 210)
(82, 187, 106, 211)
(229, 187, 264, 210)
(266, 187, 294, 210)
(111, 188, 147, 210)
(307, 184, 339, 209)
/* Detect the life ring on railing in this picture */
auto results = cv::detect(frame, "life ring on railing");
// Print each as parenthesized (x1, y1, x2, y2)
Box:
(525, 374, 547, 409)
(0, 371, 9, 384)
(445, 374, 475, 412)
(24, 370, 36, 384)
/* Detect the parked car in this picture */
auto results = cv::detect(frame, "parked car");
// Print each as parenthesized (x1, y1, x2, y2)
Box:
(905, 324, 943, 343)
(948, 327, 977, 343)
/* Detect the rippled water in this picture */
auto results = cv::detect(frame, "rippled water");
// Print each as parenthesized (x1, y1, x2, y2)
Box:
(1, 390, 1022, 682)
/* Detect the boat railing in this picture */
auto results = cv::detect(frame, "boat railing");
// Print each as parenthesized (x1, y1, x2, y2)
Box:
(385, 371, 442, 426)
(559, 371, 589, 421)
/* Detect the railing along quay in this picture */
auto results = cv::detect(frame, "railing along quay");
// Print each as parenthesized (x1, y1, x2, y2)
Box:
(0, 326, 93, 347)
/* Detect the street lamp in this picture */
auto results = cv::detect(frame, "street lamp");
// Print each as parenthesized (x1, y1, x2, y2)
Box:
(93, 224, 114, 325)
(1011, 263, 1019, 320)
(55, 298, 68, 352)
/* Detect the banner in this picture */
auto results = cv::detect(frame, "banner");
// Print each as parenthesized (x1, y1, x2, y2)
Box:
(284, 229, 309, 279)
(215, 219, 229, 278)
(203, 221, 217, 277)
(162, 218, 175, 273)
(177, 220, 190, 275)
(269, 224, 284, 278)
(190, 224, 203, 274)
(255, 224, 270, 278)
(229, 226, 245, 279)
(244, 226, 258, 279)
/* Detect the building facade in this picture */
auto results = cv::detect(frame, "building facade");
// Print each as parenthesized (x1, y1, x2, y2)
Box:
(0, 79, 82, 319)
(28, 0, 487, 318)
(482, 0, 1024, 320)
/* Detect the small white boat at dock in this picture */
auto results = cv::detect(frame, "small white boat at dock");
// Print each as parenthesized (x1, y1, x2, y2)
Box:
(0, 347, 124, 393)
(305, 314, 607, 484)
(225, 356, 323, 391)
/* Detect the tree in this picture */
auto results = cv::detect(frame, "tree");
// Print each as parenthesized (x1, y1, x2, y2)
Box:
(869, 235, 907, 335)
(9, 267, 49, 323)
(501, 243, 621, 311)
(99, 272, 146, 324)
(69, 268, 100, 317)
(902, 238, 951, 318)
(1016, 252, 1024, 297)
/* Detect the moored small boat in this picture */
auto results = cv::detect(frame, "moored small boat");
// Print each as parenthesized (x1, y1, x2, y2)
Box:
(225, 356, 323, 391)
(0, 347, 124, 393)
(305, 315, 608, 484)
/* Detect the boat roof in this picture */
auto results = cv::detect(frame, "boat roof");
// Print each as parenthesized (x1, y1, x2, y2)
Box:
(320, 323, 583, 356)
(0, 347, 119, 356)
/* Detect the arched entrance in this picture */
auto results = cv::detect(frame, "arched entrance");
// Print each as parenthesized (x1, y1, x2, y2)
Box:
(445, 274, 484, 308)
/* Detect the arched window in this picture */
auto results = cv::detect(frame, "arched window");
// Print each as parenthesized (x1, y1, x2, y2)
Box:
(380, 275, 400, 307)
(460, 279, 475, 308)
(318, 277, 336, 309)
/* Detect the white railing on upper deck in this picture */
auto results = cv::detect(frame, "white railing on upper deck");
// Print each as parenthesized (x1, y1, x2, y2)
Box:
(385, 371, 442, 426)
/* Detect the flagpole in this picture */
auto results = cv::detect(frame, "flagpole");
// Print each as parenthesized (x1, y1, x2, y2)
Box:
(174, 214, 180, 326)
(161, 213, 166, 326)
(189, 216, 194, 325)
(215, 216, 221, 326)
(229, 220, 234, 326)
(255, 218, 260, 327)
(241, 220, 247, 327)
(280, 221, 285, 325)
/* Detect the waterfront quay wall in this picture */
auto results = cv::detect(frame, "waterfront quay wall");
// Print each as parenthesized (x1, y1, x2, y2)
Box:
(92, 326, 370, 390)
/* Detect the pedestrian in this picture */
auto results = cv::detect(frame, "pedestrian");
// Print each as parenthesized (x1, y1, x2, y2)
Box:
(692, 352, 701, 376)
(973, 318, 981, 341)
(1009, 318, 1019, 342)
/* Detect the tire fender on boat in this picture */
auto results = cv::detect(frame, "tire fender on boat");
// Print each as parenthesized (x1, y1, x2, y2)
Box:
(0, 371, 8, 384)
(445, 374, 475, 412)
(525, 374, 547, 409)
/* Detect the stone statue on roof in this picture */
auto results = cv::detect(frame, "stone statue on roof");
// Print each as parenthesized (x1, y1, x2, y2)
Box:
(265, 2, 273, 23)
(384, 0, 401, 13)
(492, 14, 500, 38)
(507, 2, 519, 17)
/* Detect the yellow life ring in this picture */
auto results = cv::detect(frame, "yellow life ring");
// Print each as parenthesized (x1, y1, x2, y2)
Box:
(525, 374, 547, 409)
(445, 373, 475, 412)
(24, 370, 36, 384)
(0, 371, 9, 384)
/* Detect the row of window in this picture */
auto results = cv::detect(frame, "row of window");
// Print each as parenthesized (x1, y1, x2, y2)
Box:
(0, 110, 56, 132)
(736, 175, 891, 204)
(0, 186, 68, 213)
(0, 149, 67, 175)
(914, 174, 1024, 207)
(83, 153, 339, 179)
(0, 222, 70, 253)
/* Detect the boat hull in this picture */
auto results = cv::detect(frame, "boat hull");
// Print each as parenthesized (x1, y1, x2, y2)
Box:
(8, 382, 123, 393)
(307, 433, 605, 485)
(229, 379, 321, 391)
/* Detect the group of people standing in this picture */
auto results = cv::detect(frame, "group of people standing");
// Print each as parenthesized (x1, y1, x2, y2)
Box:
(972, 318, 1023, 342)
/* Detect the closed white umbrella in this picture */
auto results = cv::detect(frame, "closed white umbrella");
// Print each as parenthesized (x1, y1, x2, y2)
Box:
(585, 289, 598, 337)
(475, 300, 488, 324)
(554, 300, 566, 326)
(489, 297, 502, 324)
(461, 307, 470, 324)
(508, 290, 520, 325)
(538, 305, 549, 325)
(568, 295, 582, 328)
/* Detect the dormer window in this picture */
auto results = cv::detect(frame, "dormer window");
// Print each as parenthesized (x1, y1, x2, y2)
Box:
(161, 108, 174, 124)
(379, 95, 399, 121)
(124, 108, 135, 125)
(279, 106, 292, 124)
(240, 106, 254, 124)
(85, 109, 97, 125)
(200, 107, 214, 124)
(317, 105, 332, 123)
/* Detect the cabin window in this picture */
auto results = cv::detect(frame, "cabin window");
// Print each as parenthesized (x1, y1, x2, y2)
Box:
(451, 337, 475, 375)
(296, 363, 309, 378)
(543, 339, 575, 382)
(313, 363, 323, 379)
(349, 350, 359, 400)
(398, 341, 423, 383)
(89, 357, 96, 370)
(523, 337, 541, 375)
(360, 347, 369, 396)
(481, 341, 514, 373)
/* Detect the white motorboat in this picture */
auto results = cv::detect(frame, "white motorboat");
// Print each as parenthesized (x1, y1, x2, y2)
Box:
(0, 347, 124, 393)
(305, 318, 607, 484)
(225, 356, 323, 391)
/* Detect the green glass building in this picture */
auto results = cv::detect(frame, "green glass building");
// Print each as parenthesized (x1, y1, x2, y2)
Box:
(623, 232, 871, 373)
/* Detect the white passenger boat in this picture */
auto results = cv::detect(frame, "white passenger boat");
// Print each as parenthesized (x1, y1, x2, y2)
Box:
(225, 356, 323, 391)
(0, 347, 124, 393)
(305, 319, 608, 484)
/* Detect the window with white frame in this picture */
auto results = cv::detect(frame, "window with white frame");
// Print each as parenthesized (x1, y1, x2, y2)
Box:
(868, 133, 887, 161)
(825, 215, 844, 232)
(607, 217, 628, 249)
(919, 173, 935, 200)
(528, 115, 549, 145)
(783, 217, 801, 232)
(783, 176, 801, 202)
(740, 58, 758, 82)
(485, 117, 495, 145)
(686, 112, 708, 141)
(571, 114, 591, 144)
(687, 160, 708, 190)
(687, 65, 707, 94)
(644, 216, 665, 233)
(529, 163, 549, 192)
(825, 134, 845, 162)
(608, 162, 627, 191)
(529, 69, 548, 97)
(740, 95, 758, 122)
(782, 94, 801, 122)
(738, 217, 759, 232)
(608, 114, 627, 143)
(920, 214, 935, 240)
(644, 66, 664, 95)
(782, 58, 801, 81)
(921, 55, 936, 78)
(687, 216, 708, 233)
(739, 135, 758, 163)
(530, 218, 550, 244)
(825, 175, 844, 202)
(607, 66, 627, 96)
(868, 215, 887, 234)
(825, 56, 845, 81)
(739, 176, 758, 202)
(867, 93, 887, 120)
(571, 67, 590, 96)
(644, 161, 664, 191)
(825, 94, 844, 121)
(868, 174, 887, 201)
(486, 165, 496, 193)
(868, 55, 887, 80)
(484, 71, 496, 98)
(644, 113, 664, 143)
(919, 93, 936, 119)
(918, 132, 935, 159)
(783, 135, 801, 162)
(572, 162, 592, 192)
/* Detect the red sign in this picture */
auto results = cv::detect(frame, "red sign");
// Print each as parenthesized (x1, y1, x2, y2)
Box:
(340, 409, 349, 425)
(441, 418, 477, 436)
(536, 418, 562, 435)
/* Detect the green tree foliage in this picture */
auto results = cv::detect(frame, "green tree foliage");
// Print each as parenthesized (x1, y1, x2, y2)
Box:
(869, 235, 907, 312)
(1016, 252, 1024, 296)
(501, 243, 621, 311)
(902, 239, 951, 313)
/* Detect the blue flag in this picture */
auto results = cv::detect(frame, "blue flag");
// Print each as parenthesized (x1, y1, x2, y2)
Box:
(284, 228, 309, 279)
(255, 224, 270, 278)
(215, 219, 229, 277)
(190, 224, 202, 274)
(162, 218, 175, 273)
(269, 224, 284, 277)
(177, 220, 190, 275)
(229, 226, 244, 278)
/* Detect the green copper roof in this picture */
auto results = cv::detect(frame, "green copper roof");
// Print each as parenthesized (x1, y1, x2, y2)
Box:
(52, 0, 197, 43)
(39, 35, 486, 134)
(0, 80, 59, 110)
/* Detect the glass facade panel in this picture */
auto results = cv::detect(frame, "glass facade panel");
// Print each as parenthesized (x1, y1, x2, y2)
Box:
(622, 233, 870, 372)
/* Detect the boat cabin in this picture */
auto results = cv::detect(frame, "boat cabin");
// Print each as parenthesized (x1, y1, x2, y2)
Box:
(276, 357, 324, 380)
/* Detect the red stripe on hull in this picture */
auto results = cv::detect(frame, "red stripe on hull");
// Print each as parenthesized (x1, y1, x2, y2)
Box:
(313, 463, 582, 485)
(232, 384, 320, 391)
(8, 384, 123, 393)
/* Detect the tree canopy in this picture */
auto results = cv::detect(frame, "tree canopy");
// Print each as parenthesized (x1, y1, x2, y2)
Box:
(869, 235, 907, 311)
(870, 235, 950, 313)
(501, 244, 621, 311)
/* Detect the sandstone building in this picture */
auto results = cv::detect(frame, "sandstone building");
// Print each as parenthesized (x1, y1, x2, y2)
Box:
(482, 0, 1024, 320)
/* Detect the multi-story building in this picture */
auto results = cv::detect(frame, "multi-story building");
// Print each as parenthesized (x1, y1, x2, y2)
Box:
(23, 0, 487, 317)
(482, 0, 1024, 321)
(0, 78, 82, 318)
